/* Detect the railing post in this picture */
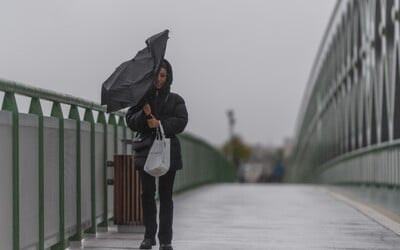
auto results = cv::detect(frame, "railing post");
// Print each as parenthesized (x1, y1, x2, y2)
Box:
(50, 102, 66, 250)
(109, 114, 117, 154)
(108, 113, 117, 223)
(68, 105, 82, 242)
(28, 97, 44, 250)
(118, 115, 125, 127)
(118, 115, 127, 148)
(84, 108, 96, 234)
(97, 111, 108, 229)
(2, 92, 19, 250)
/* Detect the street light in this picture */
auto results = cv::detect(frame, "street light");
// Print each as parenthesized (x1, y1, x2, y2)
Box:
(227, 110, 235, 161)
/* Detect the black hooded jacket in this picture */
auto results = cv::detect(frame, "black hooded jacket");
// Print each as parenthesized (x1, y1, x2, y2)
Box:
(126, 60, 188, 171)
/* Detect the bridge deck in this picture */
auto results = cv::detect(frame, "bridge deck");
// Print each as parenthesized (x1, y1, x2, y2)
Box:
(75, 184, 400, 250)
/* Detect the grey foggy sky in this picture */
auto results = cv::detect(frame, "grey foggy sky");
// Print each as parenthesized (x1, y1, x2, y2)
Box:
(0, 0, 336, 147)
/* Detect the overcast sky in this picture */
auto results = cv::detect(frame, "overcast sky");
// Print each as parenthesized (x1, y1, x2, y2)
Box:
(0, 0, 336, 147)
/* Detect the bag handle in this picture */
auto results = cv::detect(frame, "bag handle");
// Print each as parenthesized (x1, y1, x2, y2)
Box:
(155, 124, 165, 140)
(159, 123, 165, 136)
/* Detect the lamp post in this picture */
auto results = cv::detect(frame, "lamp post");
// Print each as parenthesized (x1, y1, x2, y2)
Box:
(227, 110, 235, 162)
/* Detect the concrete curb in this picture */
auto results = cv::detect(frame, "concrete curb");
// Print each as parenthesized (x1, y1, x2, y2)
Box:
(324, 187, 400, 236)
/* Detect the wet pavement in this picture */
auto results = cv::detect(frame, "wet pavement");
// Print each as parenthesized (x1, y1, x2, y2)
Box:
(74, 184, 400, 250)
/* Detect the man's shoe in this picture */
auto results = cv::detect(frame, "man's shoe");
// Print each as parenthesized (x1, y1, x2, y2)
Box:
(159, 244, 173, 250)
(139, 238, 156, 249)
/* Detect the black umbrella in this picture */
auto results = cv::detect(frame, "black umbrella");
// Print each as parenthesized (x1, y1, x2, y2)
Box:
(101, 29, 169, 113)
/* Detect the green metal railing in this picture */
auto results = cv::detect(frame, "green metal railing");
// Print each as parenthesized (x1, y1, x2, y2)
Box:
(177, 133, 236, 191)
(288, 0, 400, 189)
(0, 78, 234, 250)
(1, 79, 126, 250)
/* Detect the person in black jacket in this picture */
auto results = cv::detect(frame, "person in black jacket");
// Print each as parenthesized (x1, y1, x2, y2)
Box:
(126, 59, 188, 250)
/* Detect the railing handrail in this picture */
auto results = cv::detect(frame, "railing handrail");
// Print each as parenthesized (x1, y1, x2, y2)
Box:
(313, 139, 400, 179)
(294, 0, 342, 139)
(0, 78, 125, 116)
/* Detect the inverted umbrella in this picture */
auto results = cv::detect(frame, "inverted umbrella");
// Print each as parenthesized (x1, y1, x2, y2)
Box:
(101, 29, 169, 113)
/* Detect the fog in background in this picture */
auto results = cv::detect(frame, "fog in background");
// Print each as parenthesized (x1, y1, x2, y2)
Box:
(0, 0, 336, 147)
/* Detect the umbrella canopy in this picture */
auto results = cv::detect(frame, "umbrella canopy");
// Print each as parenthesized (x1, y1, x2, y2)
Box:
(101, 29, 169, 113)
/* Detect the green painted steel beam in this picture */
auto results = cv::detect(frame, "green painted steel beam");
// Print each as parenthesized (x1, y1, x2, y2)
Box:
(83, 108, 94, 123)
(108, 114, 117, 125)
(84, 108, 96, 234)
(96, 111, 108, 228)
(29, 97, 45, 250)
(50, 102, 66, 250)
(68, 105, 83, 241)
(2, 92, 19, 250)
(97, 111, 106, 124)
(108, 114, 118, 154)
(2, 91, 18, 112)
(118, 116, 125, 126)
(29, 97, 43, 115)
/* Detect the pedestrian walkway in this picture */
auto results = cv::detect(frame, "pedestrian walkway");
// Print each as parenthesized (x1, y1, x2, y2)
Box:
(74, 184, 400, 250)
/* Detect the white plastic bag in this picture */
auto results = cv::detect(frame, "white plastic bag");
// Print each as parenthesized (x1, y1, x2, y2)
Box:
(144, 124, 170, 177)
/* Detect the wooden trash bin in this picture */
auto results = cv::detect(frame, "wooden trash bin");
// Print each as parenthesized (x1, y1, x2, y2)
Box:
(113, 154, 144, 227)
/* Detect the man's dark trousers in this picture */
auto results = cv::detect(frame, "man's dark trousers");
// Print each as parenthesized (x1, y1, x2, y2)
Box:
(139, 170, 176, 244)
